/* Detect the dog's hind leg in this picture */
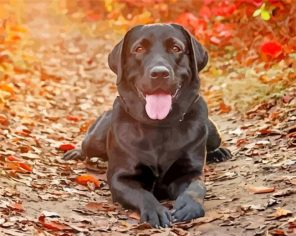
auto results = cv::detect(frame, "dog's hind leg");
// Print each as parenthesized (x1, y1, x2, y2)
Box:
(206, 118, 231, 163)
(63, 110, 112, 161)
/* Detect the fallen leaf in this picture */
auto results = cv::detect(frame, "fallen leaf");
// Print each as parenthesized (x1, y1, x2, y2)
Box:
(247, 185, 275, 194)
(59, 144, 76, 152)
(85, 202, 117, 212)
(18, 162, 33, 172)
(273, 188, 296, 197)
(7, 155, 19, 161)
(0, 114, 9, 126)
(8, 203, 24, 212)
(128, 211, 140, 220)
(66, 115, 82, 122)
(76, 174, 100, 188)
(38, 215, 72, 231)
(219, 101, 231, 113)
(269, 208, 292, 219)
(270, 229, 287, 236)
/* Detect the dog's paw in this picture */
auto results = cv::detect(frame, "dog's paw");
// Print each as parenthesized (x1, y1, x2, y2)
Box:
(206, 147, 231, 163)
(141, 204, 172, 228)
(63, 149, 85, 161)
(172, 194, 204, 222)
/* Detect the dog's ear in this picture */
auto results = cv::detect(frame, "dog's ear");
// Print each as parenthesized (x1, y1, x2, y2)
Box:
(171, 24, 208, 74)
(190, 36, 208, 72)
(108, 40, 123, 84)
(108, 25, 144, 85)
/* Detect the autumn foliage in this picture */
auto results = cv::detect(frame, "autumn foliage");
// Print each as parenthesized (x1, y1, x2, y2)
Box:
(64, 0, 296, 65)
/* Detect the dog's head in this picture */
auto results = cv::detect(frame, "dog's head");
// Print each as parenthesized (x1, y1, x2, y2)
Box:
(108, 23, 208, 125)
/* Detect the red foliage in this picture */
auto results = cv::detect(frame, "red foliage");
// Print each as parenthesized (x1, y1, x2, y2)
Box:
(67, 0, 295, 65)
(261, 41, 283, 58)
(238, 0, 281, 7)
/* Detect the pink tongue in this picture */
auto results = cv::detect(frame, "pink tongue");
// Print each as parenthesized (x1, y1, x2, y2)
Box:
(145, 93, 172, 120)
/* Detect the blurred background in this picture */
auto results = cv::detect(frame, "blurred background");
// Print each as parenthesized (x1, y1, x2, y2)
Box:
(0, 0, 295, 113)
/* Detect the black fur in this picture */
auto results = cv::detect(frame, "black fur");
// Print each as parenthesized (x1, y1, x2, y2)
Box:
(64, 24, 231, 227)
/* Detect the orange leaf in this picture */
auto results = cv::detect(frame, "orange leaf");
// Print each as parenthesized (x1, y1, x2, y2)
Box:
(219, 102, 231, 113)
(6, 156, 32, 173)
(9, 203, 24, 212)
(247, 185, 275, 194)
(18, 162, 33, 172)
(0, 84, 14, 94)
(76, 174, 100, 188)
(0, 114, 9, 126)
(59, 144, 76, 152)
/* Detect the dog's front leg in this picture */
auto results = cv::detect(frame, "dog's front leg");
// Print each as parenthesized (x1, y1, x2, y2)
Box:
(109, 170, 172, 227)
(171, 176, 206, 222)
(167, 149, 206, 222)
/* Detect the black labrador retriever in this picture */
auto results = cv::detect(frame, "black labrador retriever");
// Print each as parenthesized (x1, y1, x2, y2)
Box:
(64, 23, 231, 227)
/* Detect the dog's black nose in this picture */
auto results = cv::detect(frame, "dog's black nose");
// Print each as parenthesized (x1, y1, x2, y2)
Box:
(150, 66, 170, 79)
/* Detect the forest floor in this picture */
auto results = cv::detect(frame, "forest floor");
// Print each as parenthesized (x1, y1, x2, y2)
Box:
(0, 3, 296, 236)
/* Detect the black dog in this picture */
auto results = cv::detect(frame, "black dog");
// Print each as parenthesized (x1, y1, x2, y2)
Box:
(64, 24, 231, 227)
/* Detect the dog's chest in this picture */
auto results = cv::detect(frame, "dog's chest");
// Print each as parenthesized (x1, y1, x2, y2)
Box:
(116, 119, 203, 175)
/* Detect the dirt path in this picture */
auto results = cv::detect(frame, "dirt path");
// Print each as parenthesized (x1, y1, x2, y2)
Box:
(1, 6, 295, 236)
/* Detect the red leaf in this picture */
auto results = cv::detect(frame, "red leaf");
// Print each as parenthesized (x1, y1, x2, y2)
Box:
(66, 115, 81, 122)
(76, 174, 100, 188)
(38, 215, 71, 231)
(19, 162, 33, 172)
(59, 144, 76, 152)
(7, 155, 19, 161)
(261, 41, 283, 58)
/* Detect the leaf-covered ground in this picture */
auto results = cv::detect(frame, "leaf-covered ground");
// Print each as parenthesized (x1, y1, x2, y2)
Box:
(1, 4, 296, 236)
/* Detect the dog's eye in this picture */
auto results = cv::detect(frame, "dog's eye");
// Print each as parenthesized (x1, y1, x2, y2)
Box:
(135, 46, 145, 53)
(172, 45, 182, 53)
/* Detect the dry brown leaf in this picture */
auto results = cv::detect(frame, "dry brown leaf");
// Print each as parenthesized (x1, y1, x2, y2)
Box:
(247, 185, 275, 194)
(85, 202, 117, 212)
(128, 211, 140, 220)
(269, 208, 293, 219)
(38, 215, 72, 231)
(290, 178, 296, 185)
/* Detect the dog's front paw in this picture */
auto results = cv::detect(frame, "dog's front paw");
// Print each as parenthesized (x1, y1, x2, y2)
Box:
(206, 147, 231, 163)
(172, 194, 204, 222)
(141, 203, 172, 228)
(63, 149, 85, 161)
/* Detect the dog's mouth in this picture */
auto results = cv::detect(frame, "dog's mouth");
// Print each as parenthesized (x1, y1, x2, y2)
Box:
(136, 86, 181, 120)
